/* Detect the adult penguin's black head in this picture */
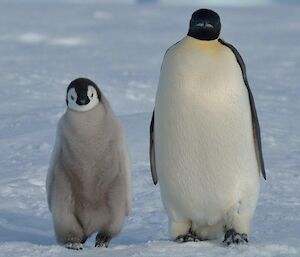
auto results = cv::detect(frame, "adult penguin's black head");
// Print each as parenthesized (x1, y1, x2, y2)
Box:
(187, 9, 221, 41)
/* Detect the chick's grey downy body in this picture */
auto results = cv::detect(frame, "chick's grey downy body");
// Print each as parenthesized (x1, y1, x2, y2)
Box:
(46, 79, 131, 249)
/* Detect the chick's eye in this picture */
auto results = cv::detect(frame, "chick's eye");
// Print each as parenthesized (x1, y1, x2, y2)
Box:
(71, 95, 74, 100)
(91, 93, 94, 98)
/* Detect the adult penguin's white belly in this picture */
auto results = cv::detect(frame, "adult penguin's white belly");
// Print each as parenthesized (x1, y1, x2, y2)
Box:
(155, 36, 259, 226)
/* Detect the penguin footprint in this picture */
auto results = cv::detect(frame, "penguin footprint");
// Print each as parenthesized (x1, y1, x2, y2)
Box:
(223, 229, 248, 246)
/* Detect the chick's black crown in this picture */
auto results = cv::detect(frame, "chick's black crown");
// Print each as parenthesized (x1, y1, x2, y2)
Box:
(187, 9, 221, 41)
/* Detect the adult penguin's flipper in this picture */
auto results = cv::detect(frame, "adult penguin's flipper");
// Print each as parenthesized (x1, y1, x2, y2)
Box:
(150, 111, 158, 185)
(219, 38, 266, 180)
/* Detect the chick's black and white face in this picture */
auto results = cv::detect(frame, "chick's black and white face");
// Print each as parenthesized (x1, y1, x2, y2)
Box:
(67, 83, 100, 112)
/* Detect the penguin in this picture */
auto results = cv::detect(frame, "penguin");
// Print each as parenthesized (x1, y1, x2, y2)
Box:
(46, 78, 131, 250)
(150, 9, 266, 245)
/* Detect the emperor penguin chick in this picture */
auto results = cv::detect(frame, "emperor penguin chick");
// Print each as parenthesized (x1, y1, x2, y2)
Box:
(46, 78, 131, 250)
(150, 9, 266, 245)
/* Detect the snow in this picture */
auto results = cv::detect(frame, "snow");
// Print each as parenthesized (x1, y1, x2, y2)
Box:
(0, 1, 299, 256)
(18, 33, 86, 46)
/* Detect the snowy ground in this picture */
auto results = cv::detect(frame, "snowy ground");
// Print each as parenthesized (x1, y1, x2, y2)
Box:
(0, 1, 299, 256)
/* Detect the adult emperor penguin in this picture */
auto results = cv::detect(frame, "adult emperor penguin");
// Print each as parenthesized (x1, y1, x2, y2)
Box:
(150, 9, 266, 245)
(46, 78, 131, 250)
